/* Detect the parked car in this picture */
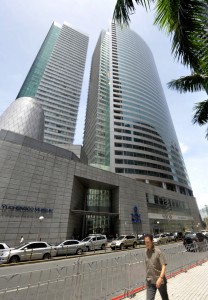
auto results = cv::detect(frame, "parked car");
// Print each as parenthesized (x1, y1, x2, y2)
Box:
(56, 240, 86, 256)
(0, 241, 57, 264)
(81, 234, 107, 251)
(163, 233, 172, 242)
(183, 232, 208, 252)
(201, 230, 208, 237)
(110, 235, 137, 250)
(0, 243, 12, 251)
(137, 235, 145, 245)
(168, 233, 177, 242)
(153, 234, 168, 244)
(183, 233, 197, 251)
(173, 232, 184, 241)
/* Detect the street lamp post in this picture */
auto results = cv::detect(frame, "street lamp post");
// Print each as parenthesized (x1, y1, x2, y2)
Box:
(38, 216, 44, 241)
(157, 221, 160, 233)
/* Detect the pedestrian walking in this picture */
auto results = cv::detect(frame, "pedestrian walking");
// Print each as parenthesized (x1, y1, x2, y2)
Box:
(144, 234, 169, 300)
(19, 236, 24, 244)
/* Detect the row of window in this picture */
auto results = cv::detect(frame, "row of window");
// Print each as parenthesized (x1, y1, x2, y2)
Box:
(146, 194, 190, 209)
(115, 159, 172, 172)
(114, 128, 164, 144)
(115, 150, 170, 165)
(114, 136, 167, 151)
(115, 168, 173, 179)
(114, 142, 168, 158)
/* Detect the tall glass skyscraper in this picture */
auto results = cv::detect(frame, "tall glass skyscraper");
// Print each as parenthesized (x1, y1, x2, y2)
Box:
(84, 23, 193, 196)
(17, 22, 89, 145)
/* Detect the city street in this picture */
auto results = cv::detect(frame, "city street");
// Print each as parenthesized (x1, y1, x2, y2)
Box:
(1, 241, 206, 300)
(0, 241, 182, 275)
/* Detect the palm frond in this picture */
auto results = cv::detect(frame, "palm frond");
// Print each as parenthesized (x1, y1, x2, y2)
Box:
(168, 74, 208, 93)
(113, 0, 153, 25)
(193, 100, 208, 126)
(206, 128, 208, 139)
(154, 0, 207, 70)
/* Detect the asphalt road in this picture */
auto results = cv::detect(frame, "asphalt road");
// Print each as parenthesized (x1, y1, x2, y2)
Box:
(0, 241, 182, 275)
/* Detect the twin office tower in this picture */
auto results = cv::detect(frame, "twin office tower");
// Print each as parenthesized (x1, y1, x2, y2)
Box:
(17, 21, 193, 196)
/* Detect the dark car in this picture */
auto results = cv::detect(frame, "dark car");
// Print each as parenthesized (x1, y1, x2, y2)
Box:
(137, 235, 145, 245)
(173, 232, 184, 241)
(183, 232, 208, 252)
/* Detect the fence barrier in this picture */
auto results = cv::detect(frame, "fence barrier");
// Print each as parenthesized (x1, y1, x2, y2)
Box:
(0, 242, 207, 300)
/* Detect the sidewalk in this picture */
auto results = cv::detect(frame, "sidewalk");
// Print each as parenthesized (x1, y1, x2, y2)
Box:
(123, 260, 208, 300)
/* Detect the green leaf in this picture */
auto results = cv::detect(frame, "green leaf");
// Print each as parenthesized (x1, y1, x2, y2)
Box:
(193, 100, 208, 126)
(168, 74, 208, 93)
(113, 0, 153, 25)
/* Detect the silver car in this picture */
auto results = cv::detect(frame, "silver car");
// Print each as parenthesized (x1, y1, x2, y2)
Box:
(81, 234, 107, 251)
(153, 234, 169, 244)
(0, 241, 57, 264)
(56, 240, 86, 256)
(110, 235, 137, 250)
(0, 243, 12, 251)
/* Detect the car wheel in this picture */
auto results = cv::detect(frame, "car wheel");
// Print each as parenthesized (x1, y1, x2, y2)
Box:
(43, 253, 51, 260)
(76, 248, 83, 255)
(111, 247, 115, 250)
(101, 244, 106, 250)
(9, 256, 20, 263)
(133, 242, 137, 248)
(120, 244, 124, 250)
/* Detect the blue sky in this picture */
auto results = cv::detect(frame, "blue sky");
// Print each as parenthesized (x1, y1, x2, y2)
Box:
(0, 0, 207, 208)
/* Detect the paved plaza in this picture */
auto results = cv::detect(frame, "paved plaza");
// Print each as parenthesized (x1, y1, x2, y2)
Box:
(123, 260, 208, 300)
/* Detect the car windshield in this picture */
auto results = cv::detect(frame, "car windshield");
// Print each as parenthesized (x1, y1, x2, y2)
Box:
(154, 235, 160, 238)
(186, 234, 195, 238)
(15, 243, 28, 249)
(116, 235, 126, 240)
(82, 237, 91, 242)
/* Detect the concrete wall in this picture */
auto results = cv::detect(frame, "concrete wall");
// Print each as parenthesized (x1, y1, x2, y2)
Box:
(0, 130, 201, 246)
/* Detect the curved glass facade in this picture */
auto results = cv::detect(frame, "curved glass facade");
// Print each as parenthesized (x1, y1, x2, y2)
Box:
(110, 24, 191, 193)
(84, 23, 193, 196)
(0, 97, 44, 141)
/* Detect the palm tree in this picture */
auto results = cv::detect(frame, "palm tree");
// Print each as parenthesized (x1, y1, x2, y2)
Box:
(113, 0, 208, 137)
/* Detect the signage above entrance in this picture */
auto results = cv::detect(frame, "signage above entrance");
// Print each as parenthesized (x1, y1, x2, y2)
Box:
(1, 204, 53, 214)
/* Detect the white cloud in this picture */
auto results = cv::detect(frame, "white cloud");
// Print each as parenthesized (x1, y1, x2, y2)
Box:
(179, 142, 189, 154)
(185, 153, 208, 209)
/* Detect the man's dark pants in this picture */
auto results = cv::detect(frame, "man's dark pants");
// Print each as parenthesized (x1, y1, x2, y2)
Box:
(146, 280, 169, 300)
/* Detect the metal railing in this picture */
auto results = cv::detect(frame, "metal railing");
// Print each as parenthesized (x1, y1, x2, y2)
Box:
(0, 242, 207, 300)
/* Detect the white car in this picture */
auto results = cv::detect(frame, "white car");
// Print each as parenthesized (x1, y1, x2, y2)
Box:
(201, 230, 208, 237)
(0, 243, 14, 254)
(56, 240, 86, 256)
(0, 243, 12, 251)
(153, 234, 169, 244)
(0, 241, 57, 264)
